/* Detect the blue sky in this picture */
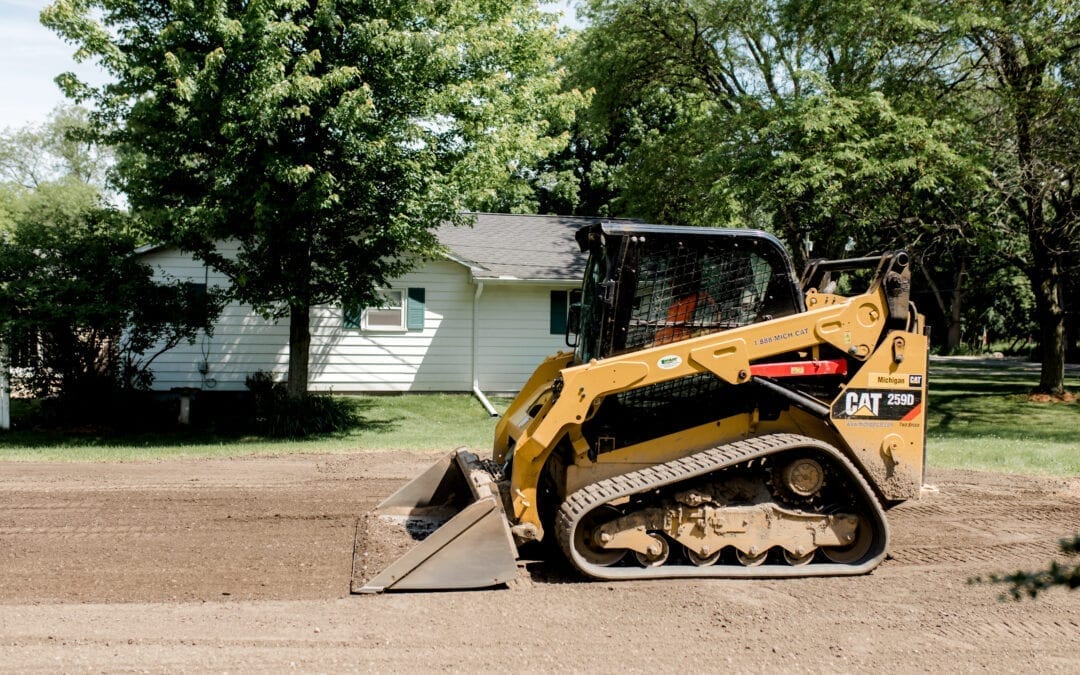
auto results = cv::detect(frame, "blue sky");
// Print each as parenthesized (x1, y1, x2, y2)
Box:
(0, 0, 107, 130)
(0, 0, 581, 131)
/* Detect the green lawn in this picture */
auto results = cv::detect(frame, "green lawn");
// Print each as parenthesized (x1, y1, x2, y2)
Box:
(1, 358, 1077, 475)
(925, 358, 1079, 475)
(0, 394, 513, 462)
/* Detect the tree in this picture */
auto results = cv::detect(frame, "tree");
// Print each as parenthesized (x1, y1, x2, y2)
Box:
(0, 105, 112, 233)
(0, 203, 222, 417)
(43, 0, 583, 396)
(568, 1, 988, 259)
(946, 0, 1080, 394)
(568, 1, 1079, 368)
(1, 109, 220, 422)
(0, 105, 109, 191)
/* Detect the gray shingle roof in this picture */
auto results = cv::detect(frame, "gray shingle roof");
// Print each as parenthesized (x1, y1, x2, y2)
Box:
(137, 212, 629, 284)
(437, 213, 603, 282)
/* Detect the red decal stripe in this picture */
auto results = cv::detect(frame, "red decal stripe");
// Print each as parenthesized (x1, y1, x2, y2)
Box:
(749, 359, 848, 379)
(901, 403, 922, 421)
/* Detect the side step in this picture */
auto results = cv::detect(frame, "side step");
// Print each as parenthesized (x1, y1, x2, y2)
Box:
(351, 449, 519, 593)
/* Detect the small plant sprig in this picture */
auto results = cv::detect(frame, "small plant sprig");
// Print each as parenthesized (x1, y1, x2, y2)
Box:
(971, 535, 1080, 600)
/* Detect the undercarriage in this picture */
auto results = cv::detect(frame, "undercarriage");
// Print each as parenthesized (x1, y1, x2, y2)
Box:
(555, 434, 888, 580)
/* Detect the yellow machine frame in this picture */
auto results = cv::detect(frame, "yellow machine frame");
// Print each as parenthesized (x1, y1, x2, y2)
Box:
(494, 282, 927, 543)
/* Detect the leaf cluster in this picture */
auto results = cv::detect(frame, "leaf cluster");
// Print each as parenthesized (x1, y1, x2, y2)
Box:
(0, 106, 110, 191)
(1, 106, 114, 235)
(567, 0, 991, 259)
(564, 0, 1078, 372)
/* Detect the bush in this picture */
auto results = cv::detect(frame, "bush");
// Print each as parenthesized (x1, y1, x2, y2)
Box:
(245, 372, 358, 437)
(9, 390, 184, 433)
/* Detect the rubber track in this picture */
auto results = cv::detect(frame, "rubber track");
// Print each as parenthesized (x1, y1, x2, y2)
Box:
(555, 433, 890, 580)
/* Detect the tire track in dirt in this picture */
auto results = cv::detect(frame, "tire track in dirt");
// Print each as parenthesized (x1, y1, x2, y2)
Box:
(893, 501, 1080, 521)
(0, 458, 1078, 672)
(0, 482, 360, 493)
(0, 525, 186, 537)
(889, 540, 1063, 565)
(931, 617, 1080, 641)
(0, 637, 368, 650)
(886, 488, 1079, 567)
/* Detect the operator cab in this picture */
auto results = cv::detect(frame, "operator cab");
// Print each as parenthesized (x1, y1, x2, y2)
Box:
(568, 222, 805, 363)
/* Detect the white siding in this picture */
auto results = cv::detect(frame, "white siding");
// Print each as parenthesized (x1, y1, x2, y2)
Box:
(476, 285, 570, 392)
(308, 261, 474, 392)
(140, 246, 569, 393)
(141, 244, 288, 391)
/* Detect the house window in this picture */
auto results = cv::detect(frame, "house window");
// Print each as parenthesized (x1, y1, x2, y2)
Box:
(344, 288, 425, 331)
(550, 290, 569, 334)
(183, 281, 208, 310)
(363, 289, 406, 331)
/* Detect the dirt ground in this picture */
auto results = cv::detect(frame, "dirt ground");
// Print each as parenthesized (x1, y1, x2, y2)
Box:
(1, 451, 1078, 673)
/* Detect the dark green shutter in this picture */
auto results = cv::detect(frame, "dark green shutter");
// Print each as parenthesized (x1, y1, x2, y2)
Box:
(550, 290, 568, 334)
(343, 304, 361, 329)
(407, 287, 425, 330)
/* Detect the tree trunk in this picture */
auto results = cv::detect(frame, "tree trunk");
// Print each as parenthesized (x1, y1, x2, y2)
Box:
(0, 342, 10, 431)
(920, 255, 964, 351)
(998, 33, 1069, 396)
(1029, 259, 1067, 395)
(946, 262, 965, 351)
(1016, 111, 1068, 395)
(287, 303, 311, 398)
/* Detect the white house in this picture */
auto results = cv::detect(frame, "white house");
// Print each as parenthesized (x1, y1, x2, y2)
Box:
(139, 213, 607, 407)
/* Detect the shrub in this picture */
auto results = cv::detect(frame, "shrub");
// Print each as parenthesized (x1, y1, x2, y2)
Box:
(245, 372, 357, 437)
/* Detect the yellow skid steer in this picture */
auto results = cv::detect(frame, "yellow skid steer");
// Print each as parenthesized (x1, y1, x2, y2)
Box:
(353, 222, 928, 592)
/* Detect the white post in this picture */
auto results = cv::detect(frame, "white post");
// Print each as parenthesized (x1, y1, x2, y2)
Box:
(0, 342, 10, 431)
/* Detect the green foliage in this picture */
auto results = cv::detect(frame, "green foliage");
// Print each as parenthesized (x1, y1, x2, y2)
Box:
(245, 371, 358, 437)
(941, 0, 1080, 394)
(972, 535, 1080, 600)
(0, 107, 213, 427)
(1, 105, 113, 235)
(739, 85, 986, 255)
(0, 184, 18, 233)
(0, 106, 110, 191)
(42, 0, 585, 395)
(568, 0, 1077, 377)
(0, 204, 224, 422)
(569, 0, 989, 258)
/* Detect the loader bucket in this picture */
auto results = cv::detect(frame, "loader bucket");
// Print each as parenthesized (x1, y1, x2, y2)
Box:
(351, 449, 520, 593)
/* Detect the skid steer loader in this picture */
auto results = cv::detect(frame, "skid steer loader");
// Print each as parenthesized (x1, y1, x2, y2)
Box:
(352, 222, 928, 592)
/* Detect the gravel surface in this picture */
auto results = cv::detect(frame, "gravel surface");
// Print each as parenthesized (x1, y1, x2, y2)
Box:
(1, 451, 1078, 672)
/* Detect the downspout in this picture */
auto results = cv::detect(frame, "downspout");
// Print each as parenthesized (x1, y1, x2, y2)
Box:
(472, 280, 499, 417)
(0, 342, 9, 431)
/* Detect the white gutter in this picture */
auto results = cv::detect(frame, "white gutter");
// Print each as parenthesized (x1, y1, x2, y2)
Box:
(471, 275, 579, 287)
(471, 281, 499, 417)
